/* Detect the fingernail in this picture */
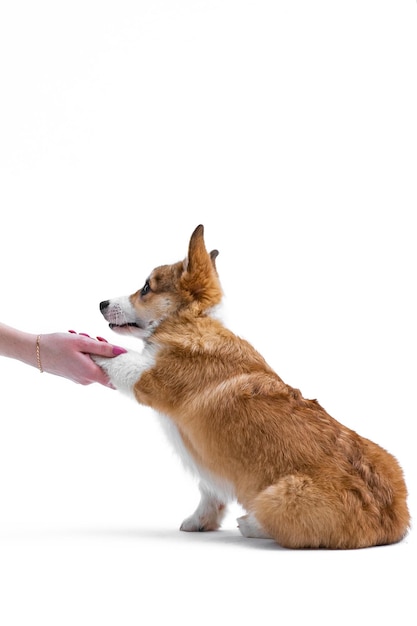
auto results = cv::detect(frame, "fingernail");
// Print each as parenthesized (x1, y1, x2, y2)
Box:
(68, 330, 76, 334)
(80, 333, 90, 338)
(112, 346, 127, 356)
(96, 336, 107, 342)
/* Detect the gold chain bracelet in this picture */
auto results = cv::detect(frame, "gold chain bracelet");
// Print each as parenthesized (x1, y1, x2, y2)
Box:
(36, 334, 43, 373)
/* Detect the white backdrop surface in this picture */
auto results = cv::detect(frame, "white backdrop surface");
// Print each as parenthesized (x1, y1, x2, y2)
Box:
(0, 2, 416, 625)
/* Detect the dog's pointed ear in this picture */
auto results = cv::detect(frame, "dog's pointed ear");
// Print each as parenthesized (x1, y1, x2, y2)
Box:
(210, 249, 219, 274)
(186, 225, 220, 274)
(181, 225, 222, 310)
(186, 224, 207, 273)
(182, 224, 206, 273)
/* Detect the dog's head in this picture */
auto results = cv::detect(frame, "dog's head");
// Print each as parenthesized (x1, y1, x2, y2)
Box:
(99, 225, 222, 339)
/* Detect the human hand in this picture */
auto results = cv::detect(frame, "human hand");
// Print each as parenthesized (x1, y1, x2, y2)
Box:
(37, 331, 127, 387)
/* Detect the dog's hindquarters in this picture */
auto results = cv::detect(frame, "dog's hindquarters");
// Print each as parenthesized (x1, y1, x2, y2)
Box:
(249, 474, 350, 548)
(246, 469, 409, 549)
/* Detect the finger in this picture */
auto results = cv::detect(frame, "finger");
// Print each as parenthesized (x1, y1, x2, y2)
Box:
(87, 340, 127, 358)
(93, 367, 116, 389)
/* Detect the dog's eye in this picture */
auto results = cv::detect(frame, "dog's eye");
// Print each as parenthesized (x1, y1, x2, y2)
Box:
(141, 280, 151, 296)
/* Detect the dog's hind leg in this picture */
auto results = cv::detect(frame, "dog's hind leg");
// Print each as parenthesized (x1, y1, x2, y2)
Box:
(248, 470, 409, 549)
(180, 482, 227, 532)
(237, 512, 272, 539)
(250, 474, 373, 549)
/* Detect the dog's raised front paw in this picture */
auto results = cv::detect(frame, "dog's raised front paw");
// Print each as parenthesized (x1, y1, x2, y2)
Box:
(91, 354, 110, 371)
(92, 349, 154, 396)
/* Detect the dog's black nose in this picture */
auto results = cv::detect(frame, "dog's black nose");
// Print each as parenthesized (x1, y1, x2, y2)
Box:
(100, 300, 110, 312)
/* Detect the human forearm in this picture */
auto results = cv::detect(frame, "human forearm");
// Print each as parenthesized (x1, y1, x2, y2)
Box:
(0, 323, 38, 367)
(0, 323, 127, 386)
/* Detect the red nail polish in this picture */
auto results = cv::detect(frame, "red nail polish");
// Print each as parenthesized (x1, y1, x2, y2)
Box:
(112, 346, 127, 356)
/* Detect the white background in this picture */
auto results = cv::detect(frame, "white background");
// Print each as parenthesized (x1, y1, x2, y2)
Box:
(0, 1, 416, 624)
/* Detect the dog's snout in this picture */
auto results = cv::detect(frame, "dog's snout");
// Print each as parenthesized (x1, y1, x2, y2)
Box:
(100, 300, 110, 312)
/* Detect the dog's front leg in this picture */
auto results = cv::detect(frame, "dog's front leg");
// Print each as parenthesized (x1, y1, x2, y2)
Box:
(180, 482, 227, 532)
(92, 348, 155, 398)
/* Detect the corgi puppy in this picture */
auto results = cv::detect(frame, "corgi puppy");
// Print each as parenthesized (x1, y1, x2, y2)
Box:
(93, 225, 410, 549)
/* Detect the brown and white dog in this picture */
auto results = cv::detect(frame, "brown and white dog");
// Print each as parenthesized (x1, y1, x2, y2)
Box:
(94, 225, 410, 549)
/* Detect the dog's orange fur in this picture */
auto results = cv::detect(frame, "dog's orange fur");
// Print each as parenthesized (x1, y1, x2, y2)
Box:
(105, 225, 410, 549)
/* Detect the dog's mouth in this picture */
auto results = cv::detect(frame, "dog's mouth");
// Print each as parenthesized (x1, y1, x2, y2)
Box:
(109, 322, 143, 330)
